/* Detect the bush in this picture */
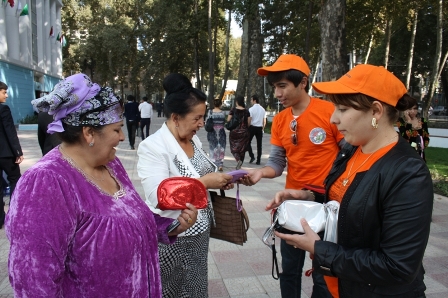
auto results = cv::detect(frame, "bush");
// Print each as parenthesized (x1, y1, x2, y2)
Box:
(20, 114, 38, 124)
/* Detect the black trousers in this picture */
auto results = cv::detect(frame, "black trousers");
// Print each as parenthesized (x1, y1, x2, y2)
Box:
(126, 120, 138, 147)
(247, 126, 263, 162)
(0, 157, 21, 198)
(0, 157, 21, 227)
(140, 118, 151, 140)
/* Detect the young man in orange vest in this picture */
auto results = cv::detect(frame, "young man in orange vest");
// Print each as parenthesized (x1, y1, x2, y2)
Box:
(243, 54, 344, 297)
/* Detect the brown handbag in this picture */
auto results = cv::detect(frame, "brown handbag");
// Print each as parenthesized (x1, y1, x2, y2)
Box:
(209, 189, 250, 246)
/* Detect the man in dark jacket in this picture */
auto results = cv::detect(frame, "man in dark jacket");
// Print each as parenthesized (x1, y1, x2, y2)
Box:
(124, 95, 140, 149)
(0, 81, 24, 228)
(37, 111, 61, 156)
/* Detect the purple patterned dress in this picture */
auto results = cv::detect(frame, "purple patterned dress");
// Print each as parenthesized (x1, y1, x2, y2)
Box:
(6, 147, 175, 297)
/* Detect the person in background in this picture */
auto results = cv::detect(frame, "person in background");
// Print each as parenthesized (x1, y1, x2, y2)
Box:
(38, 111, 61, 155)
(241, 54, 344, 298)
(1, 171, 8, 229)
(397, 104, 430, 161)
(137, 73, 234, 298)
(268, 64, 433, 298)
(157, 101, 163, 117)
(247, 94, 267, 165)
(227, 95, 251, 170)
(0, 81, 24, 229)
(6, 73, 197, 297)
(124, 95, 140, 150)
(207, 98, 227, 171)
(139, 96, 153, 139)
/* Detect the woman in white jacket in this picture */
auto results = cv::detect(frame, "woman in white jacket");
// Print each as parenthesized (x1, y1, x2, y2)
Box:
(137, 73, 233, 298)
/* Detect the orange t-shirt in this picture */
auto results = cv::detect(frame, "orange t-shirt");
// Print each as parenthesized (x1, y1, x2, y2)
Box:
(271, 97, 344, 189)
(324, 141, 397, 298)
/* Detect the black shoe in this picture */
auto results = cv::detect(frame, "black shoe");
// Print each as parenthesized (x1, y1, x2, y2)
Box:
(256, 161, 260, 165)
(249, 157, 255, 163)
(131, 146, 135, 150)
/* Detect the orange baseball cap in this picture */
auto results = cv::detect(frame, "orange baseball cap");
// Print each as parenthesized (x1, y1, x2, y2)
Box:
(257, 54, 311, 77)
(312, 64, 407, 107)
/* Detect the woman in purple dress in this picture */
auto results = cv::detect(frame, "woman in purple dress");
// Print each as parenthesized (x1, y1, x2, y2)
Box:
(5, 73, 197, 297)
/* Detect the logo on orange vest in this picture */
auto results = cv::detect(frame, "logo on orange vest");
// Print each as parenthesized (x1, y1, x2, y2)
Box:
(309, 127, 326, 144)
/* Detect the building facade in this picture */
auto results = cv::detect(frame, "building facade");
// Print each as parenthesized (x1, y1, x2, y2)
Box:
(0, 0, 63, 124)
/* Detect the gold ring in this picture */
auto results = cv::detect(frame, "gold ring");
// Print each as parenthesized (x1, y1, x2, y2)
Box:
(293, 246, 297, 249)
(187, 218, 192, 224)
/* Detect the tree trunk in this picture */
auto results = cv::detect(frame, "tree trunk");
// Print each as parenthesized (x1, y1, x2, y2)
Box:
(384, 18, 392, 69)
(364, 33, 374, 64)
(304, 0, 314, 63)
(207, 0, 215, 105)
(247, 6, 264, 106)
(219, 10, 232, 102)
(236, 18, 249, 100)
(425, 0, 443, 119)
(405, 11, 418, 90)
(319, 0, 348, 82)
(193, 0, 202, 90)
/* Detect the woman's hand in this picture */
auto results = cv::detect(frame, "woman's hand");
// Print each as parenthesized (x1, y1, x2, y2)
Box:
(169, 203, 198, 236)
(404, 111, 411, 122)
(265, 189, 314, 211)
(199, 172, 233, 189)
(274, 218, 321, 254)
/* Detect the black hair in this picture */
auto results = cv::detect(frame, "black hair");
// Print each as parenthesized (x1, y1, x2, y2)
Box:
(235, 95, 246, 108)
(163, 73, 207, 118)
(267, 69, 310, 92)
(142, 96, 149, 102)
(0, 81, 8, 91)
(251, 94, 259, 103)
(127, 95, 135, 102)
(214, 98, 222, 107)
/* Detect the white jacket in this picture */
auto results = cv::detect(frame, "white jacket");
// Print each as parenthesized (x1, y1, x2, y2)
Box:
(137, 123, 217, 232)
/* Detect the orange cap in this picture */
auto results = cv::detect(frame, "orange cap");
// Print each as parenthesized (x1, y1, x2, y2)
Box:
(312, 64, 407, 107)
(257, 54, 311, 77)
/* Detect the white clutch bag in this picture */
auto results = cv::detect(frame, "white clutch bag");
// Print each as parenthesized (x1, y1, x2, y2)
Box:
(263, 200, 340, 248)
(276, 200, 327, 233)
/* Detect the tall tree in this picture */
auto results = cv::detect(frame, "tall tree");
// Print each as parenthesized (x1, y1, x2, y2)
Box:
(208, 0, 215, 104)
(319, 0, 348, 81)
(425, 0, 444, 118)
(405, 10, 418, 90)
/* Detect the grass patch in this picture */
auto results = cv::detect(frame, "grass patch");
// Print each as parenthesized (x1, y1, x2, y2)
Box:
(425, 147, 448, 196)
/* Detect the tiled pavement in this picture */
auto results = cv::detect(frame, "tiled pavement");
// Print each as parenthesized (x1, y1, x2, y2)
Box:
(1, 116, 448, 297)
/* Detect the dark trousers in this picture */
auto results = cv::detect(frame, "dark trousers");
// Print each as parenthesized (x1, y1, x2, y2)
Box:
(247, 126, 263, 162)
(1, 171, 7, 228)
(0, 158, 21, 228)
(126, 120, 138, 147)
(280, 239, 332, 298)
(140, 118, 151, 139)
(0, 157, 21, 198)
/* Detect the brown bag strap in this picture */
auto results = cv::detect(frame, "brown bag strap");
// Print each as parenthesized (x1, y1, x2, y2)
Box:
(219, 189, 249, 231)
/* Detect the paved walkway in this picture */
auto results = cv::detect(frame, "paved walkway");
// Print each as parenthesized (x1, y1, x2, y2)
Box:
(1, 116, 448, 297)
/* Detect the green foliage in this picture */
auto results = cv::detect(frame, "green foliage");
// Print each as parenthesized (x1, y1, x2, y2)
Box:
(434, 180, 448, 197)
(19, 114, 38, 124)
(426, 147, 448, 177)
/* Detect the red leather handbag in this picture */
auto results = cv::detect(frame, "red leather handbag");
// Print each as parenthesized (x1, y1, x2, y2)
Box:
(157, 177, 208, 210)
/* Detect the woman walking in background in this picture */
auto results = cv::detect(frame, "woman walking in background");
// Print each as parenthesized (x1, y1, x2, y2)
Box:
(397, 104, 430, 161)
(207, 98, 226, 171)
(227, 95, 251, 169)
